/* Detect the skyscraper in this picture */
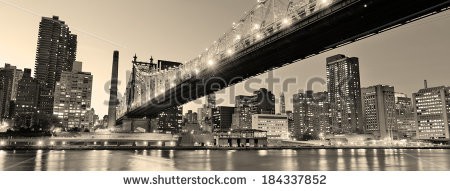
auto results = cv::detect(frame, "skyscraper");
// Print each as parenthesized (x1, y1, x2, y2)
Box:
(326, 54, 363, 134)
(0, 64, 23, 121)
(251, 88, 275, 115)
(232, 95, 253, 129)
(361, 85, 397, 140)
(15, 68, 40, 128)
(232, 88, 275, 129)
(212, 106, 235, 131)
(107, 51, 119, 128)
(34, 16, 77, 115)
(280, 93, 286, 114)
(53, 62, 93, 130)
(413, 86, 450, 140)
(156, 106, 183, 133)
(394, 93, 416, 139)
(206, 93, 216, 109)
(292, 90, 330, 139)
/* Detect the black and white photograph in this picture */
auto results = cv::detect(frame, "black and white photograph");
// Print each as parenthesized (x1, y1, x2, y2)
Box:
(0, 0, 450, 190)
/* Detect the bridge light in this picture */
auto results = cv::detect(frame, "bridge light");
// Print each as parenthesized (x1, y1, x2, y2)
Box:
(282, 18, 291, 26)
(321, 0, 331, 6)
(0, 141, 5, 146)
(256, 33, 262, 40)
(50, 141, 55, 146)
(253, 24, 260, 30)
(194, 68, 199, 75)
(37, 141, 43, 146)
(235, 35, 241, 41)
(227, 49, 234, 55)
(207, 59, 215, 66)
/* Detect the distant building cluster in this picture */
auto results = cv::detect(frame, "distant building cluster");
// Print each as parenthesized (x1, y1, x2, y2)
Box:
(0, 16, 98, 131)
(180, 54, 449, 142)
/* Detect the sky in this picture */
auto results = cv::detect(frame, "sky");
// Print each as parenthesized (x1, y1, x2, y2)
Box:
(0, 0, 450, 117)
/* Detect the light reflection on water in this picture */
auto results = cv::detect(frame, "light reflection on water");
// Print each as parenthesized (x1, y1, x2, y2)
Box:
(0, 149, 449, 171)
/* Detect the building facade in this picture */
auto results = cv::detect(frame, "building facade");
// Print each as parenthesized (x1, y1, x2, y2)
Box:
(232, 88, 276, 129)
(413, 86, 450, 140)
(395, 93, 416, 139)
(292, 90, 330, 139)
(34, 16, 77, 115)
(212, 106, 235, 131)
(53, 62, 92, 130)
(252, 114, 289, 140)
(0, 64, 23, 121)
(326, 54, 363, 134)
(361, 85, 397, 140)
(14, 68, 40, 128)
(155, 106, 183, 133)
(280, 93, 286, 114)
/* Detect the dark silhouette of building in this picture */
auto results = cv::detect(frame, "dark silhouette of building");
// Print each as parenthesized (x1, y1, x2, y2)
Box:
(251, 88, 275, 115)
(232, 88, 275, 129)
(158, 60, 182, 71)
(212, 106, 235, 131)
(14, 68, 40, 128)
(107, 51, 119, 128)
(326, 54, 363, 134)
(34, 16, 77, 115)
(0, 64, 23, 122)
(156, 106, 183, 133)
(280, 93, 286, 114)
(185, 110, 198, 124)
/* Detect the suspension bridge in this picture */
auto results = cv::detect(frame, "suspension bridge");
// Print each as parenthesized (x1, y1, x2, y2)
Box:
(115, 0, 450, 125)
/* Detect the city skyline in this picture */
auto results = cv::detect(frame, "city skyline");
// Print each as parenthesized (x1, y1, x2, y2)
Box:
(1, 0, 450, 117)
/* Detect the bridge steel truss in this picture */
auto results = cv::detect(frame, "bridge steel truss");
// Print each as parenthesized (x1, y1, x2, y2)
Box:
(117, 0, 450, 124)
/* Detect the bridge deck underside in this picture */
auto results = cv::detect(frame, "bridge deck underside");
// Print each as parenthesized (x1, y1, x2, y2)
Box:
(118, 0, 450, 124)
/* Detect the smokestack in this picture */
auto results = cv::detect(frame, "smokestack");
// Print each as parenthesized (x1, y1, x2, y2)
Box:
(424, 80, 428, 89)
(107, 50, 119, 128)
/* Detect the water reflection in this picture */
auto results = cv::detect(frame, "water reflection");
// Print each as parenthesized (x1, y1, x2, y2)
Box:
(0, 149, 449, 171)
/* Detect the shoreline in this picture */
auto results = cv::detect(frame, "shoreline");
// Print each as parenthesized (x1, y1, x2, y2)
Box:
(1, 145, 450, 151)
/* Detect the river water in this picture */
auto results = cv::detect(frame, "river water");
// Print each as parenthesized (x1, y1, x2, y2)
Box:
(0, 149, 449, 171)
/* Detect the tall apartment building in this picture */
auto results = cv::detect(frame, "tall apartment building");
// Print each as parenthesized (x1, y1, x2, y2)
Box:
(0, 64, 23, 121)
(292, 90, 330, 139)
(280, 93, 286, 114)
(232, 88, 275, 129)
(156, 106, 183, 133)
(361, 85, 397, 140)
(395, 93, 416, 139)
(53, 62, 92, 129)
(212, 106, 235, 131)
(15, 68, 40, 128)
(326, 54, 363, 134)
(34, 16, 77, 115)
(251, 88, 275, 114)
(413, 86, 450, 140)
(232, 95, 253, 129)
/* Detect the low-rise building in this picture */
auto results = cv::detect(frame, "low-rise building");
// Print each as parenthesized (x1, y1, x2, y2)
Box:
(252, 114, 289, 140)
